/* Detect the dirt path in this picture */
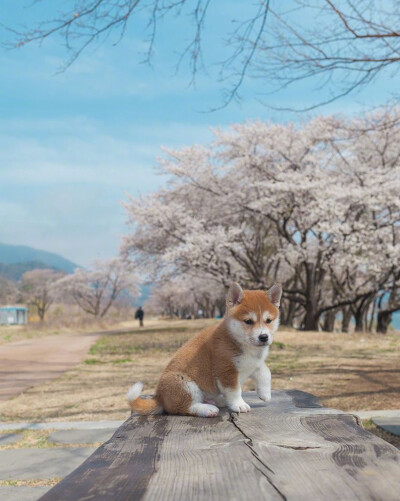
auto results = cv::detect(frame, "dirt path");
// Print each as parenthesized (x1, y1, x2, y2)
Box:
(0, 332, 99, 401)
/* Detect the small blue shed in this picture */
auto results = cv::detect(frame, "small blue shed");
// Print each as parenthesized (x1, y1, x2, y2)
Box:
(0, 306, 28, 325)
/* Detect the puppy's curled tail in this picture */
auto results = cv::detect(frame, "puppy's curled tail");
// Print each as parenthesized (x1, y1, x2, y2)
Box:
(126, 382, 163, 415)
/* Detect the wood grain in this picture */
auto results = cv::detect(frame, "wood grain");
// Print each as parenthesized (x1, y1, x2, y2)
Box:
(39, 414, 169, 501)
(231, 391, 400, 501)
(39, 390, 400, 501)
(141, 413, 281, 501)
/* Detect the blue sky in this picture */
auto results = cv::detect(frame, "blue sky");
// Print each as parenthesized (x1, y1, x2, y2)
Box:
(0, 1, 398, 266)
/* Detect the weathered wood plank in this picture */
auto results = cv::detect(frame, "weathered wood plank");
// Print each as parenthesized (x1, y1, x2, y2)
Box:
(39, 412, 169, 501)
(141, 413, 281, 501)
(232, 391, 400, 501)
(39, 405, 280, 501)
(39, 390, 400, 501)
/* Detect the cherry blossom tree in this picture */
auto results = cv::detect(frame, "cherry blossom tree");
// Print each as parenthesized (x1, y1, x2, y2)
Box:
(56, 258, 140, 317)
(123, 105, 400, 332)
(0, 277, 19, 305)
(21, 269, 65, 321)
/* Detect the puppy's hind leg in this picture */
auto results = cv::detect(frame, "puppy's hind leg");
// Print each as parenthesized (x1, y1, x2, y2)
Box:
(158, 373, 219, 417)
(186, 381, 219, 418)
(189, 403, 219, 417)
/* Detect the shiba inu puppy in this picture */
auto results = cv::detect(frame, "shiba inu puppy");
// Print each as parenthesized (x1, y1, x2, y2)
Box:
(126, 282, 282, 417)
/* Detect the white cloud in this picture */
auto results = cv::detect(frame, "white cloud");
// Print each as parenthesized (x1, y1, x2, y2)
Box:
(0, 117, 212, 186)
(0, 201, 28, 222)
(0, 115, 213, 265)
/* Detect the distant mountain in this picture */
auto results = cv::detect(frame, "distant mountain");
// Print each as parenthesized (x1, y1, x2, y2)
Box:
(0, 243, 79, 279)
(0, 260, 64, 281)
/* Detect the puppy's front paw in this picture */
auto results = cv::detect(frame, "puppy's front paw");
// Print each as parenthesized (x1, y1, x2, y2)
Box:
(257, 389, 271, 402)
(229, 399, 251, 413)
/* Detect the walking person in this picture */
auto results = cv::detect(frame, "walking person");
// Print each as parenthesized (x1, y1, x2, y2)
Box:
(135, 306, 144, 327)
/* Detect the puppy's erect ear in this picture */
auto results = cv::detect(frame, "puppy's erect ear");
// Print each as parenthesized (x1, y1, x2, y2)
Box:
(226, 283, 244, 308)
(267, 283, 282, 307)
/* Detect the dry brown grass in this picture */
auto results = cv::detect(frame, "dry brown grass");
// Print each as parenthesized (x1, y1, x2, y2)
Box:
(0, 325, 61, 346)
(0, 304, 160, 346)
(0, 478, 61, 487)
(267, 329, 400, 411)
(0, 319, 399, 422)
(0, 429, 102, 450)
(0, 314, 195, 346)
(0, 319, 216, 422)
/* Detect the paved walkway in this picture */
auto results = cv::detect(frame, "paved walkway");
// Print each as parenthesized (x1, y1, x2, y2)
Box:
(0, 422, 119, 501)
(372, 416, 400, 437)
(351, 409, 400, 420)
(0, 419, 124, 431)
(0, 447, 97, 480)
(0, 332, 99, 401)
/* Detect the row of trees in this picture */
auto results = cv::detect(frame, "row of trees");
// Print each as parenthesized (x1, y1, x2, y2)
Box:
(123, 105, 400, 333)
(0, 258, 139, 322)
(146, 276, 225, 319)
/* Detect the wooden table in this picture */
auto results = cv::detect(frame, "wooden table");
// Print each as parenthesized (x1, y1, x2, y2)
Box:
(40, 390, 400, 501)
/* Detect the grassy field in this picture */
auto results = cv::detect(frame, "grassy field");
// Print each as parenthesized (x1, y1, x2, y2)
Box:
(0, 306, 142, 346)
(0, 318, 399, 425)
(0, 325, 63, 346)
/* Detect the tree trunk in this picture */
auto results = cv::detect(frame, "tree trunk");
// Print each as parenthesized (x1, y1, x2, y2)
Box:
(302, 263, 321, 331)
(322, 310, 336, 332)
(354, 312, 364, 333)
(38, 308, 45, 322)
(353, 302, 368, 332)
(281, 299, 296, 327)
(368, 299, 377, 332)
(303, 301, 320, 331)
(352, 295, 374, 333)
(376, 311, 392, 334)
(341, 307, 352, 333)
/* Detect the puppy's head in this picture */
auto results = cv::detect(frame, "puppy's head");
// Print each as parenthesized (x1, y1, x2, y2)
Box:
(225, 283, 282, 348)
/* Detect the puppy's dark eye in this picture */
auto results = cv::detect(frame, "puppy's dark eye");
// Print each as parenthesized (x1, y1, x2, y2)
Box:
(266, 318, 272, 324)
(244, 319, 254, 325)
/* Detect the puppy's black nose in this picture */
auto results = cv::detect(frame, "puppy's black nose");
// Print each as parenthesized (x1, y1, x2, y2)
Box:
(258, 334, 269, 343)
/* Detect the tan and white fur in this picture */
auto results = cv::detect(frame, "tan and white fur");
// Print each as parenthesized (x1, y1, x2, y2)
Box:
(126, 282, 282, 417)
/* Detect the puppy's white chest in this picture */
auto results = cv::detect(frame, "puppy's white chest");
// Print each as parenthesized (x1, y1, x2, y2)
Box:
(234, 349, 268, 384)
